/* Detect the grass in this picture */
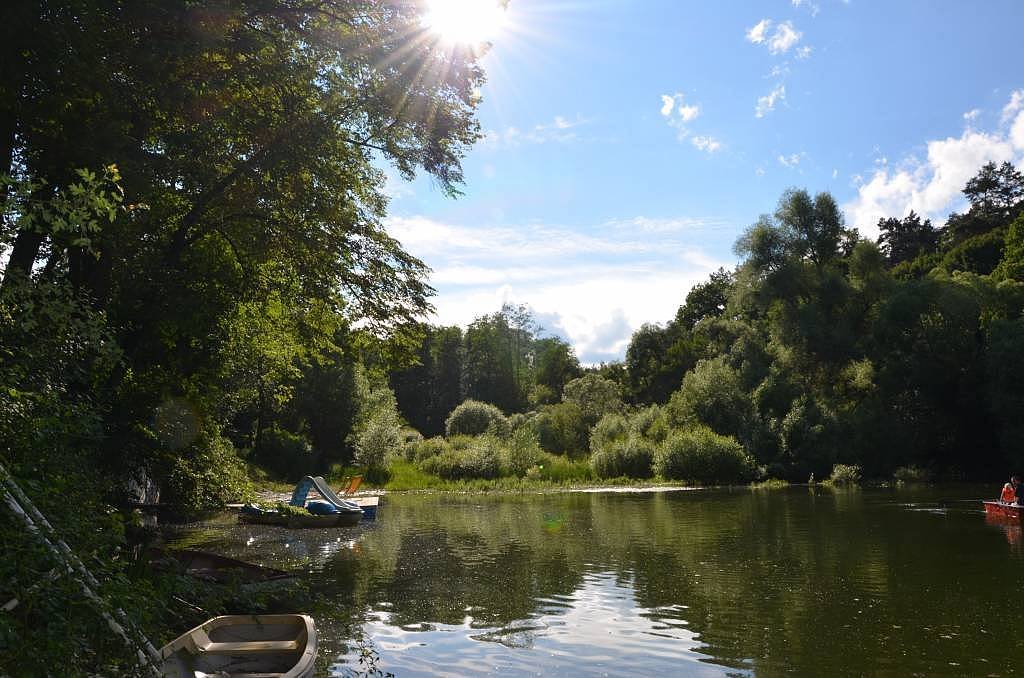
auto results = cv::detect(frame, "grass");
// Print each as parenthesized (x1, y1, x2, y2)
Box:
(252, 456, 696, 496)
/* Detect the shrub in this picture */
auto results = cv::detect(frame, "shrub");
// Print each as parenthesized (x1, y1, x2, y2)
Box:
(893, 465, 932, 483)
(828, 463, 862, 486)
(355, 408, 401, 471)
(591, 435, 655, 479)
(419, 436, 502, 479)
(654, 427, 756, 484)
(445, 399, 511, 437)
(589, 413, 630, 452)
(408, 436, 449, 462)
(535, 402, 589, 456)
(562, 374, 624, 423)
(398, 427, 424, 461)
(629, 405, 669, 443)
(254, 426, 316, 481)
(500, 427, 545, 477)
(526, 453, 594, 483)
(665, 357, 753, 444)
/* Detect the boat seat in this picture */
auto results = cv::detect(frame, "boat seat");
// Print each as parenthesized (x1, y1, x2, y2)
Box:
(186, 628, 300, 654)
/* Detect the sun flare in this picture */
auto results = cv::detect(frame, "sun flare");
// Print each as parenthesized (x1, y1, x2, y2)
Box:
(423, 0, 508, 44)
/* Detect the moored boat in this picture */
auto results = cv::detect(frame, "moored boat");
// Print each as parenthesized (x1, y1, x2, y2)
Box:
(983, 501, 1022, 520)
(149, 548, 295, 583)
(159, 614, 316, 677)
(238, 509, 362, 528)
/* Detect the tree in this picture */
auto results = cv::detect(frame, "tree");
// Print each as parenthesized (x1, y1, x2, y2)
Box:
(562, 374, 624, 424)
(1, 0, 487, 492)
(876, 211, 938, 266)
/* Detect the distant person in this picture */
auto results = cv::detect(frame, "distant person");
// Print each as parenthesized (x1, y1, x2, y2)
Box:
(1002, 475, 1021, 504)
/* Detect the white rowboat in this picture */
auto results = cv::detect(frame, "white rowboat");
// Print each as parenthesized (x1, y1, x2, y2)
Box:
(159, 614, 316, 677)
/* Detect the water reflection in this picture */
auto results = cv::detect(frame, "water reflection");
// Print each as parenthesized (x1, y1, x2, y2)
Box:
(176, 487, 1024, 676)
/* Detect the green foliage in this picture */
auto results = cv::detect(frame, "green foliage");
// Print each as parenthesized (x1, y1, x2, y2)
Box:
(750, 478, 790, 490)
(355, 409, 402, 471)
(562, 374, 624, 424)
(893, 466, 932, 483)
(827, 464, 862, 486)
(629, 405, 670, 443)
(445, 399, 511, 437)
(654, 427, 756, 484)
(534, 402, 589, 457)
(590, 413, 630, 452)
(252, 426, 316, 483)
(419, 436, 502, 480)
(666, 357, 754, 445)
(500, 428, 546, 477)
(591, 435, 655, 479)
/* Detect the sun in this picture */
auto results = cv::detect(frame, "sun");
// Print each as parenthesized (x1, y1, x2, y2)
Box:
(423, 0, 508, 45)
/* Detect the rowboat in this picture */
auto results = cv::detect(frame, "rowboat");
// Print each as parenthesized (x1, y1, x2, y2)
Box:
(983, 501, 1022, 520)
(238, 510, 362, 528)
(159, 614, 316, 677)
(149, 548, 295, 583)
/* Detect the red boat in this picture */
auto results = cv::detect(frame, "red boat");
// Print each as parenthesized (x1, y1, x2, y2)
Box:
(983, 501, 1022, 520)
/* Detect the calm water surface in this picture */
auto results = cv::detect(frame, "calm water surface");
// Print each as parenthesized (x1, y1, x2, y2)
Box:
(171, 486, 1024, 676)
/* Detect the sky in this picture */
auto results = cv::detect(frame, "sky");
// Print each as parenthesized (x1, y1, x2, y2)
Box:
(385, 0, 1024, 364)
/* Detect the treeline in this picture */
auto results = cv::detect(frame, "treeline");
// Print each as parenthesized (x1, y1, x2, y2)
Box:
(388, 161, 1024, 482)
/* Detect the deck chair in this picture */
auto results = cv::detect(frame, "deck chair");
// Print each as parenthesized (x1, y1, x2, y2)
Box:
(342, 475, 363, 495)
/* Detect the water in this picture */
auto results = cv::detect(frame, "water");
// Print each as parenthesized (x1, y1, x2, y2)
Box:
(170, 486, 1024, 676)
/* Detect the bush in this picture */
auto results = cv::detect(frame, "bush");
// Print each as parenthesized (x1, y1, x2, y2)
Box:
(562, 374, 624, 423)
(355, 409, 401, 471)
(526, 453, 594, 483)
(629, 405, 669, 443)
(408, 436, 449, 462)
(893, 465, 932, 483)
(419, 436, 502, 480)
(445, 399, 511, 437)
(253, 426, 316, 481)
(590, 413, 630, 453)
(828, 463, 862, 486)
(654, 427, 756, 484)
(591, 435, 655, 479)
(535, 402, 589, 456)
(500, 428, 545, 477)
(665, 357, 753, 445)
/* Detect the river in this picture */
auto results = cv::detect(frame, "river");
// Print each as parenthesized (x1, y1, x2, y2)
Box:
(170, 485, 1024, 676)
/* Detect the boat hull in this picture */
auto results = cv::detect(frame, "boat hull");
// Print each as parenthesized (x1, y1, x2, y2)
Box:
(159, 613, 316, 678)
(983, 501, 1022, 520)
(238, 511, 362, 528)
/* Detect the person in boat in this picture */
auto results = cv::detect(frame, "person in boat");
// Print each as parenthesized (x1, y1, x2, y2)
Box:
(1002, 475, 1021, 504)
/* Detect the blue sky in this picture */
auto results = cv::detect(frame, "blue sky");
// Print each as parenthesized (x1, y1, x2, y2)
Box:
(385, 0, 1024, 363)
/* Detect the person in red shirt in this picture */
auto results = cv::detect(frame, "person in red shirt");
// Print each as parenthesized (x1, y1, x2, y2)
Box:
(1001, 475, 1020, 504)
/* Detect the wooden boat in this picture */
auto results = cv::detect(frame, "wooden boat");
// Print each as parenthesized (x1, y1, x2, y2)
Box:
(238, 510, 362, 528)
(983, 501, 1022, 520)
(159, 614, 316, 677)
(149, 548, 295, 583)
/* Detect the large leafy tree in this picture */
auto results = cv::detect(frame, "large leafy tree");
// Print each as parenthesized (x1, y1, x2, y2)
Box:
(1, 0, 486, 488)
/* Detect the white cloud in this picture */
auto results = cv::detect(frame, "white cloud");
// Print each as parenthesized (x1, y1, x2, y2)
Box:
(792, 0, 820, 16)
(691, 135, 722, 153)
(778, 152, 806, 168)
(755, 84, 786, 118)
(832, 168, 839, 179)
(660, 92, 700, 122)
(843, 91, 1024, 239)
(480, 115, 589, 148)
(1001, 90, 1023, 124)
(746, 19, 771, 45)
(796, 45, 813, 60)
(755, 167, 766, 177)
(385, 215, 732, 363)
(963, 108, 981, 122)
(768, 21, 802, 55)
